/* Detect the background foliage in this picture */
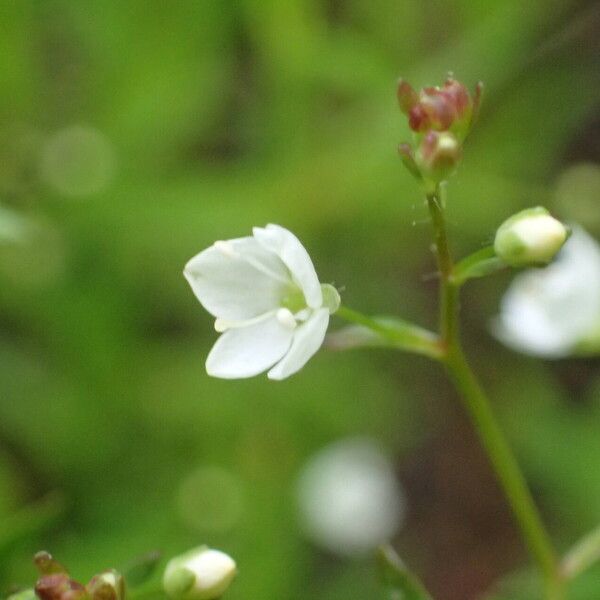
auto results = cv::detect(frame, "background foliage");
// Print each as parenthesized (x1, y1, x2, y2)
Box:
(1, 1, 600, 598)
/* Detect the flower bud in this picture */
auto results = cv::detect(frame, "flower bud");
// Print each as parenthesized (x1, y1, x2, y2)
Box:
(35, 575, 88, 600)
(34, 552, 67, 576)
(396, 79, 418, 114)
(409, 78, 474, 137)
(397, 77, 482, 141)
(415, 131, 462, 184)
(494, 207, 569, 267)
(163, 547, 237, 600)
(86, 571, 125, 600)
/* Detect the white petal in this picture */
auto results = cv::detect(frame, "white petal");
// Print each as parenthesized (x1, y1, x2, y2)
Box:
(184, 237, 290, 321)
(253, 224, 322, 309)
(494, 227, 600, 357)
(206, 313, 294, 378)
(268, 308, 329, 380)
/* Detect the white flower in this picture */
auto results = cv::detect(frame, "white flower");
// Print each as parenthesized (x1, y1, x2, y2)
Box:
(184, 224, 339, 380)
(493, 227, 600, 357)
(296, 438, 405, 557)
(163, 547, 237, 600)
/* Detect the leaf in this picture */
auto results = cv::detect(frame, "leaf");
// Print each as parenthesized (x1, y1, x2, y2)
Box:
(0, 492, 66, 562)
(377, 545, 433, 600)
(121, 551, 162, 589)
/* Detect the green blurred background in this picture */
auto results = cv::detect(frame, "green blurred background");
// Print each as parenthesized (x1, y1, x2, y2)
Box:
(1, 1, 600, 598)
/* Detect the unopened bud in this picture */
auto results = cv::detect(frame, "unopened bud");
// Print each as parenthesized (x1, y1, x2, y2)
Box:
(415, 131, 462, 184)
(163, 547, 237, 600)
(411, 86, 455, 132)
(494, 207, 569, 267)
(398, 76, 481, 140)
(34, 552, 67, 576)
(35, 575, 87, 600)
(86, 571, 125, 600)
(396, 79, 418, 114)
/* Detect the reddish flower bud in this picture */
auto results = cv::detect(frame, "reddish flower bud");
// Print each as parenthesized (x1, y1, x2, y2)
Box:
(415, 131, 462, 184)
(396, 79, 418, 114)
(35, 575, 88, 600)
(398, 76, 481, 140)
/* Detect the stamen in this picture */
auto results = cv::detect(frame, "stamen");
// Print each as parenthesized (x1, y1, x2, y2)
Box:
(214, 318, 230, 332)
(276, 308, 297, 330)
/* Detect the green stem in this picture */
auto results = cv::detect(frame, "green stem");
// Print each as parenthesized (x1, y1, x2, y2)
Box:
(335, 305, 444, 359)
(426, 190, 564, 600)
(452, 246, 507, 285)
(426, 192, 458, 344)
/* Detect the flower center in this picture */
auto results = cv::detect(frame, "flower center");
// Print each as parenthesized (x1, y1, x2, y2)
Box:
(280, 287, 307, 313)
(276, 308, 297, 330)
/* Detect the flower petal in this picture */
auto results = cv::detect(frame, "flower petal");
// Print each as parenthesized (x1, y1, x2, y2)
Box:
(268, 308, 329, 380)
(494, 227, 600, 357)
(206, 313, 294, 378)
(184, 237, 289, 321)
(253, 224, 322, 309)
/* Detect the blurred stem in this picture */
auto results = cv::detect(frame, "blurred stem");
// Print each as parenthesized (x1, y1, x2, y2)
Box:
(561, 523, 600, 580)
(426, 189, 564, 600)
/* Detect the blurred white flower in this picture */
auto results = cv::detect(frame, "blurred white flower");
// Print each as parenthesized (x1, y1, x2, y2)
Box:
(296, 438, 405, 557)
(494, 227, 600, 357)
(163, 547, 237, 600)
(184, 224, 339, 380)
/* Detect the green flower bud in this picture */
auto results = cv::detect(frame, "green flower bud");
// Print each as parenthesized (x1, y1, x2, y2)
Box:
(34, 552, 68, 576)
(494, 207, 569, 267)
(163, 547, 237, 600)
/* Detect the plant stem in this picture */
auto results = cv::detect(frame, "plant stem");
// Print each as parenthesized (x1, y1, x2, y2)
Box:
(426, 190, 459, 345)
(426, 191, 564, 600)
(335, 305, 444, 359)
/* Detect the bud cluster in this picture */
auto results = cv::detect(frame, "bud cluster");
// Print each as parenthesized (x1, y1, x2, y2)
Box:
(8, 547, 236, 600)
(26, 553, 125, 600)
(396, 76, 482, 190)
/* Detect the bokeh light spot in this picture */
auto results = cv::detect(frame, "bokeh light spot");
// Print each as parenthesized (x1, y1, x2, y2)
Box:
(296, 437, 405, 557)
(40, 125, 116, 197)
